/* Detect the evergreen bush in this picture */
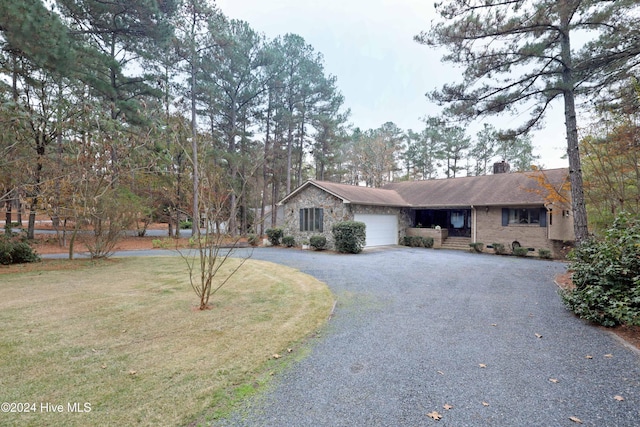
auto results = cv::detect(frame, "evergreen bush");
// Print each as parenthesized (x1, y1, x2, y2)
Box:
(265, 227, 283, 246)
(492, 243, 506, 255)
(282, 235, 296, 247)
(513, 247, 529, 257)
(309, 235, 327, 250)
(561, 212, 640, 326)
(403, 236, 434, 248)
(469, 242, 484, 253)
(538, 248, 552, 259)
(332, 221, 366, 254)
(0, 235, 40, 265)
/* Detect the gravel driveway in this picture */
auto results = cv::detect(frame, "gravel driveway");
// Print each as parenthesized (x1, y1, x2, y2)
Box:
(214, 246, 640, 426)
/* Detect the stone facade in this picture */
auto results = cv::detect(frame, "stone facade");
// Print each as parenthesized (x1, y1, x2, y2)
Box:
(282, 185, 348, 249)
(281, 185, 411, 249)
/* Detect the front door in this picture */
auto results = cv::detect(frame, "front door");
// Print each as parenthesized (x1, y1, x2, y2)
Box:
(448, 209, 471, 237)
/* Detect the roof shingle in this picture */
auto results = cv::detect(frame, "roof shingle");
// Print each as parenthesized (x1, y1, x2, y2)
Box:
(280, 168, 570, 208)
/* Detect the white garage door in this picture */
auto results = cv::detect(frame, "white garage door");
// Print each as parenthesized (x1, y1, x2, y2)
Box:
(353, 214, 398, 247)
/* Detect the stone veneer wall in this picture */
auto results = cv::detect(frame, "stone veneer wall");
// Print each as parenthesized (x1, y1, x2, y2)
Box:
(281, 185, 411, 249)
(281, 185, 349, 249)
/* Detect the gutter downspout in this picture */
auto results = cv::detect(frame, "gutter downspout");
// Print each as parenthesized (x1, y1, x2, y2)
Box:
(471, 205, 476, 243)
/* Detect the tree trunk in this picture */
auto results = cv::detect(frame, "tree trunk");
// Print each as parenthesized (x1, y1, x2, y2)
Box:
(260, 94, 272, 237)
(4, 199, 11, 232)
(560, 9, 589, 243)
(271, 180, 279, 228)
(191, 60, 200, 237)
(286, 120, 294, 194)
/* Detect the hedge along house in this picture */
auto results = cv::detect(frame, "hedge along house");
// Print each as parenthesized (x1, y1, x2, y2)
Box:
(279, 166, 575, 256)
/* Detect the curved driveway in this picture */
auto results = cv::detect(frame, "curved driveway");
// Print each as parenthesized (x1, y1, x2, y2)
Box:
(212, 246, 640, 426)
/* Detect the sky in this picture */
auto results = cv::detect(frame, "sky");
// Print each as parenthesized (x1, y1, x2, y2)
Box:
(216, 0, 569, 169)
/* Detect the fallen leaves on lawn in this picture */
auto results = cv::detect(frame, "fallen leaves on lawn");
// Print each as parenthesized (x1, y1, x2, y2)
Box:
(569, 416, 583, 424)
(427, 411, 442, 420)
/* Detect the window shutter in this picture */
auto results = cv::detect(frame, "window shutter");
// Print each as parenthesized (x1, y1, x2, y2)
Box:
(299, 209, 304, 232)
(502, 208, 509, 226)
(539, 208, 547, 227)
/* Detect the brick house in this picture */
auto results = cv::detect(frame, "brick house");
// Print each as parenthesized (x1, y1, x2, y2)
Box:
(279, 167, 575, 257)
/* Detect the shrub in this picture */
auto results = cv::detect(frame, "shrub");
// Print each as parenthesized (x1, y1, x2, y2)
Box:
(332, 221, 366, 254)
(0, 238, 13, 265)
(265, 227, 283, 246)
(513, 247, 529, 257)
(561, 212, 640, 327)
(152, 238, 171, 249)
(247, 234, 259, 246)
(0, 235, 40, 265)
(492, 243, 506, 255)
(282, 235, 296, 247)
(469, 242, 484, 253)
(309, 235, 327, 250)
(180, 220, 192, 230)
(403, 236, 434, 248)
(421, 236, 434, 248)
(538, 248, 552, 259)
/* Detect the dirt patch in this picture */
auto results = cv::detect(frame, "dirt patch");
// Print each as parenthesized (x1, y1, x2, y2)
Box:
(555, 272, 640, 352)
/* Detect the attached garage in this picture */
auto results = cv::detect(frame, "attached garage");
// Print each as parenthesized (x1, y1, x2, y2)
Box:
(353, 214, 398, 247)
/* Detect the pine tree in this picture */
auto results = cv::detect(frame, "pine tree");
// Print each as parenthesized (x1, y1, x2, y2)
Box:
(417, 0, 640, 242)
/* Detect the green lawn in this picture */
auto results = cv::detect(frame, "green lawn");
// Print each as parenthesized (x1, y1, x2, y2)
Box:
(0, 257, 333, 426)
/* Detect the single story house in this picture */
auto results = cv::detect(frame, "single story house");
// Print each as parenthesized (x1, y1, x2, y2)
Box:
(278, 166, 575, 257)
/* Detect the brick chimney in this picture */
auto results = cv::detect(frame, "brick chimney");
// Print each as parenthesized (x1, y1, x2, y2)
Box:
(493, 160, 510, 174)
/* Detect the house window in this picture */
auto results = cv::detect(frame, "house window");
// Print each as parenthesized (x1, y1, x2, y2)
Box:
(300, 208, 323, 232)
(502, 208, 547, 227)
(509, 208, 540, 224)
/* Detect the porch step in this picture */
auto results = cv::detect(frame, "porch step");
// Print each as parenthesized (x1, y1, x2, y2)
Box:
(440, 237, 472, 251)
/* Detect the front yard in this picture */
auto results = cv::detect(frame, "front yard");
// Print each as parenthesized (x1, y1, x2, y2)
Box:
(0, 257, 333, 426)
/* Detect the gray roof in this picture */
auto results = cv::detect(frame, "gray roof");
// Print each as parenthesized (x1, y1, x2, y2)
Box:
(281, 168, 570, 208)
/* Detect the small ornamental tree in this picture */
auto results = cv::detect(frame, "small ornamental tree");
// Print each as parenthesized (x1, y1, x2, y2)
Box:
(180, 167, 251, 310)
(332, 221, 366, 254)
(562, 212, 640, 326)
